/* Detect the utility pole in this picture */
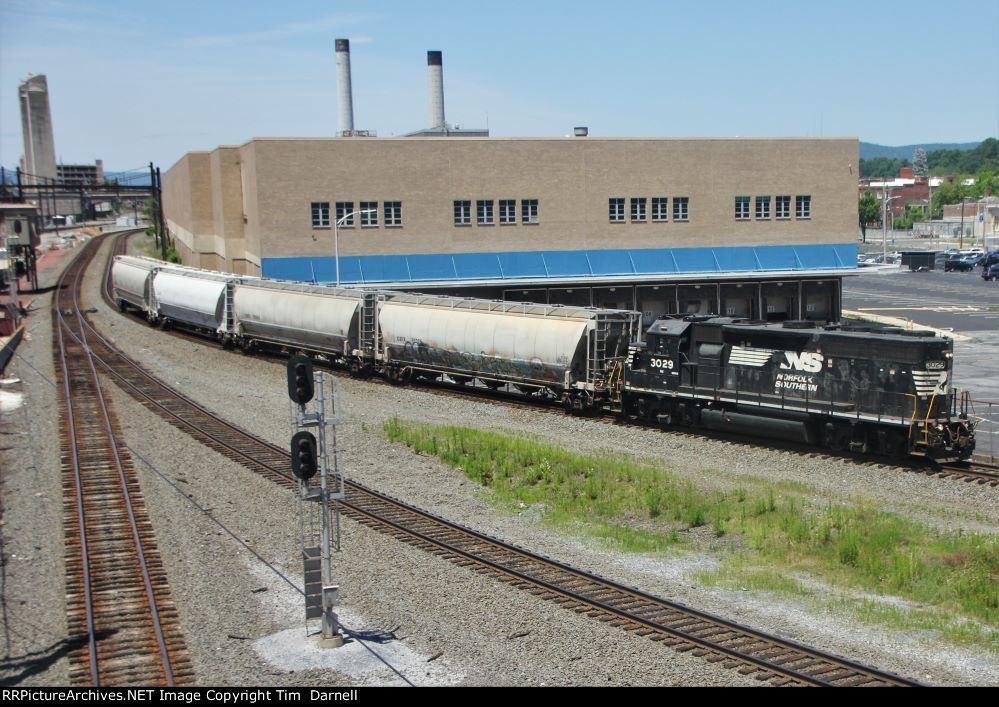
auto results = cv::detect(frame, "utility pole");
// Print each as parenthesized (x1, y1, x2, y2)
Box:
(156, 167, 167, 260)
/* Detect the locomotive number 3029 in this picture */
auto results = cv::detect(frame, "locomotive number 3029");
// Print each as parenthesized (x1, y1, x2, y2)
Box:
(650, 357, 675, 370)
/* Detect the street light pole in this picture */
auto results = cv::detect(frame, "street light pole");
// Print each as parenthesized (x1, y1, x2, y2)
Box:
(333, 209, 376, 287)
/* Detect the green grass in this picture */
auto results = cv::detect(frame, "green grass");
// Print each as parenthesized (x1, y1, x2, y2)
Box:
(384, 418, 999, 634)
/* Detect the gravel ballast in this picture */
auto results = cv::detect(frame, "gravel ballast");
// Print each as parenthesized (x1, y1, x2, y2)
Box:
(3, 234, 995, 686)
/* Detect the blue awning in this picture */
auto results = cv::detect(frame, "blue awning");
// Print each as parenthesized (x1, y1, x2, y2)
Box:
(262, 242, 857, 286)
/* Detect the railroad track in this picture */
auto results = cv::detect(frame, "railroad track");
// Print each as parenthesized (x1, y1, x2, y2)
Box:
(54, 234, 193, 686)
(94, 234, 922, 686)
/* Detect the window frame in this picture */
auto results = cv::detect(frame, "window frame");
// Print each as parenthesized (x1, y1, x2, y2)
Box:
(609, 197, 625, 223)
(477, 199, 494, 226)
(311, 201, 330, 228)
(651, 197, 668, 222)
(796, 195, 812, 219)
(521, 199, 539, 225)
(776, 195, 791, 220)
(335, 201, 355, 227)
(453, 200, 472, 226)
(735, 195, 750, 221)
(360, 201, 378, 227)
(755, 195, 771, 220)
(631, 197, 647, 222)
(499, 199, 516, 225)
(384, 201, 402, 227)
(673, 197, 689, 222)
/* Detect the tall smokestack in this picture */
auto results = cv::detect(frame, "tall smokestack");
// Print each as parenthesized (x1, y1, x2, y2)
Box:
(427, 50, 445, 131)
(335, 38, 355, 135)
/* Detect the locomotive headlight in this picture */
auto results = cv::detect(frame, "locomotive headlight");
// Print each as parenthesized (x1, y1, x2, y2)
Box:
(945, 352, 953, 359)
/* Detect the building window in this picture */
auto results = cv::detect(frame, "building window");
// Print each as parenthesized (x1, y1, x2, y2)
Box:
(673, 197, 689, 222)
(335, 201, 354, 226)
(652, 197, 668, 222)
(755, 196, 771, 220)
(631, 197, 647, 222)
(499, 199, 516, 225)
(384, 201, 402, 226)
(311, 202, 330, 228)
(360, 201, 378, 227)
(796, 195, 811, 219)
(454, 200, 471, 226)
(521, 199, 539, 224)
(609, 198, 625, 222)
(735, 196, 750, 220)
(477, 199, 494, 225)
(776, 195, 791, 219)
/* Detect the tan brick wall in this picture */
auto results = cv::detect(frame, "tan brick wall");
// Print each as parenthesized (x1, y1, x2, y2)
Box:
(167, 136, 859, 268)
(163, 151, 214, 264)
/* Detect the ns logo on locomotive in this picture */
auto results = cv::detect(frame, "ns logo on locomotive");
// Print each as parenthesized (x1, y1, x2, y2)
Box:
(111, 256, 976, 461)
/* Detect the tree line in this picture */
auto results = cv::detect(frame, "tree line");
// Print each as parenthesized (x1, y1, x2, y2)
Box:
(859, 138, 998, 178)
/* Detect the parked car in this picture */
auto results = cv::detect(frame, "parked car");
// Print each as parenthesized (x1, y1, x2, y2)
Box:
(981, 250, 999, 268)
(983, 263, 999, 281)
(944, 255, 976, 272)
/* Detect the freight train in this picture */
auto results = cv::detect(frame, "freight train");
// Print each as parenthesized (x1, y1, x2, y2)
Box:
(111, 255, 976, 459)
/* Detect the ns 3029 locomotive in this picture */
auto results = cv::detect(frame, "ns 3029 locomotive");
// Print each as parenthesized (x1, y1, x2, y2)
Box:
(622, 316, 975, 459)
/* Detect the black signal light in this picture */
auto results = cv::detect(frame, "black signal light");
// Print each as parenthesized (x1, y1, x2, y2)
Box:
(290, 431, 319, 481)
(287, 355, 315, 405)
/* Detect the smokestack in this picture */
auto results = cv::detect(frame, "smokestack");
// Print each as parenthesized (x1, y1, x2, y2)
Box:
(427, 50, 445, 131)
(335, 38, 355, 135)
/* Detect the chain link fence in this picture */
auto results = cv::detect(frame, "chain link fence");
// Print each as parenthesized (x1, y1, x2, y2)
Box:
(970, 397, 998, 463)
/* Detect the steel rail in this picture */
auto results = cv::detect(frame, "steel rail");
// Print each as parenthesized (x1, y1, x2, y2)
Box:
(63, 242, 176, 686)
(53, 234, 187, 685)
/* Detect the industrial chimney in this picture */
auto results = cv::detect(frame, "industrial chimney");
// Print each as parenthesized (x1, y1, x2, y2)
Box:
(427, 50, 445, 131)
(335, 38, 355, 135)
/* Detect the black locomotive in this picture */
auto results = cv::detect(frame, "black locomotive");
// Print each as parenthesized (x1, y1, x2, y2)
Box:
(622, 316, 975, 459)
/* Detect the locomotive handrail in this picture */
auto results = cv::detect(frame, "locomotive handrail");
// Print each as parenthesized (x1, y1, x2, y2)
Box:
(904, 393, 919, 446)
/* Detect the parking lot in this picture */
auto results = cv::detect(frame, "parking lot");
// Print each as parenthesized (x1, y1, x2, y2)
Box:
(843, 267, 999, 332)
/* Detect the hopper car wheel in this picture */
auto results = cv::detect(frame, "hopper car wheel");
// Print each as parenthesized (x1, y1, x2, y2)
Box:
(160, 318, 172, 331)
(221, 336, 234, 351)
(117, 299, 127, 312)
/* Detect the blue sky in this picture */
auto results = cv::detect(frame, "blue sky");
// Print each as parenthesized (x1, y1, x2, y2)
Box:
(1, 0, 997, 171)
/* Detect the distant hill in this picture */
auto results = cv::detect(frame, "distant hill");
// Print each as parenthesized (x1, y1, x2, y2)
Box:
(860, 142, 981, 160)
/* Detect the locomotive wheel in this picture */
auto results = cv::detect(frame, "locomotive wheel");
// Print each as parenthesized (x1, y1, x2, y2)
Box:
(634, 397, 648, 421)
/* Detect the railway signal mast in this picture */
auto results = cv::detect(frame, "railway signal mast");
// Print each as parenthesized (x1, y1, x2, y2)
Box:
(287, 355, 345, 646)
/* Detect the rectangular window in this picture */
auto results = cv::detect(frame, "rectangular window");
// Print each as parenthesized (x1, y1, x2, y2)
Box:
(477, 199, 494, 225)
(384, 201, 402, 226)
(360, 201, 378, 227)
(311, 202, 330, 228)
(335, 201, 354, 226)
(453, 200, 471, 226)
(609, 197, 625, 222)
(652, 197, 668, 222)
(796, 195, 812, 219)
(673, 197, 689, 221)
(755, 196, 771, 220)
(521, 199, 539, 224)
(631, 197, 647, 222)
(735, 196, 750, 220)
(776, 195, 791, 219)
(499, 199, 516, 225)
